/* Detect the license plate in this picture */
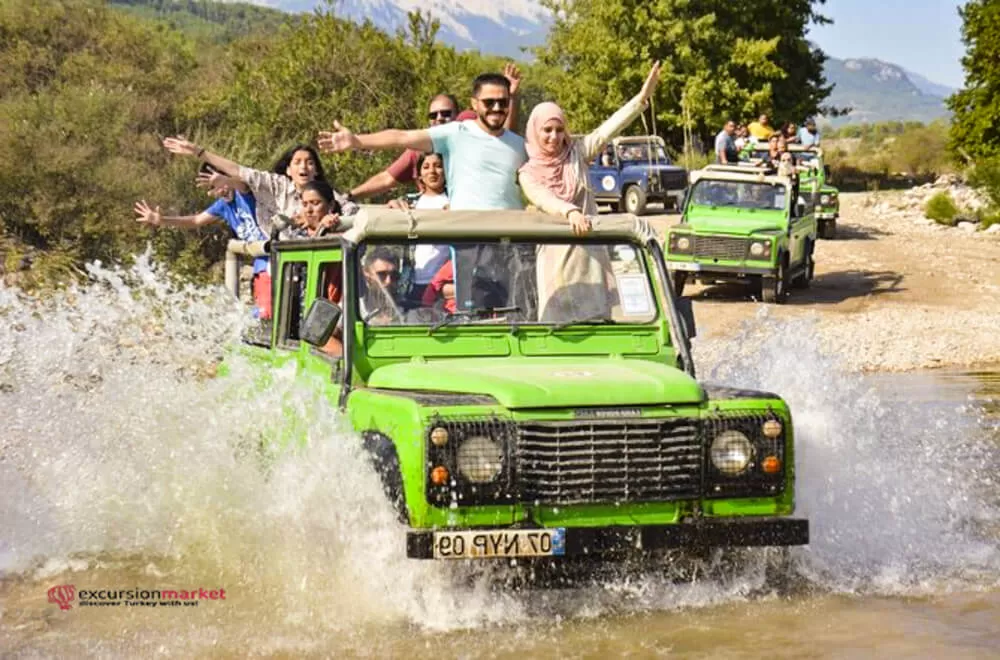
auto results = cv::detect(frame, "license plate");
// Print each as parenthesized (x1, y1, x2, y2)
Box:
(671, 262, 701, 272)
(432, 528, 566, 559)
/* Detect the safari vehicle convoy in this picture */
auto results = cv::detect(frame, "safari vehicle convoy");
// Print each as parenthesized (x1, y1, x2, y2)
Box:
(746, 144, 840, 239)
(665, 164, 818, 303)
(588, 136, 688, 215)
(234, 208, 809, 562)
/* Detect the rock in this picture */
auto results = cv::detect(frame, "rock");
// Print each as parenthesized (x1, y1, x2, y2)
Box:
(934, 173, 960, 188)
(957, 221, 978, 232)
(985, 224, 1000, 234)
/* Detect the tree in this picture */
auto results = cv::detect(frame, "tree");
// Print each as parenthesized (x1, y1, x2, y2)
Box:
(534, 0, 832, 147)
(948, 0, 1000, 160)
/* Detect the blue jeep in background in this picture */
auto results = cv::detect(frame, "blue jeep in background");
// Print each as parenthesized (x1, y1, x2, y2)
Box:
(589, 136, 689, 215)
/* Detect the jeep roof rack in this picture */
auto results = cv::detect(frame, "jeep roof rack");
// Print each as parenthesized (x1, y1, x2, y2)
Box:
(336, 207, 658, 245)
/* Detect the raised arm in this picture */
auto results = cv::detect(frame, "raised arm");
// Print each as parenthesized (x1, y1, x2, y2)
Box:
(503, 63, 522, 132)
(195, 170, 250, 194)
(580, 61, 661, 162)
(351, 170, 400, 199)
(162, 136, 242, 179)
(318, 121, 433, 155)
(134, 200, 218, 229)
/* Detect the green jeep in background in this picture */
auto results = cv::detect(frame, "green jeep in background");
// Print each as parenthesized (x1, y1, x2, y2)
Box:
(236, 209, 808, 563)
(666, 165, 817, 303)
(745, 144, 840, 239)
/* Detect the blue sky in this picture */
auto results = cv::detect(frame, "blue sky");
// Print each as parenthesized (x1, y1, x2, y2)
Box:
(807, 0, 965, 88)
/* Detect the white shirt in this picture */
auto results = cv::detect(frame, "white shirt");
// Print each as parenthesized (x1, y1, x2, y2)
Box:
(414, 193, 449, 210)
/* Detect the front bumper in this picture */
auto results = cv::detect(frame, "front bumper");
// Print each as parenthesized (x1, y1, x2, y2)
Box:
(406, 518, 809, 559)
(669, 261, 775, 277)
(816, 211, 839, 220)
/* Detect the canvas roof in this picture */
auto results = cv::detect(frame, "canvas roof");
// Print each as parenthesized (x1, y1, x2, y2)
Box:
(340, 207, 658, 244)
(689, 166, 792, 187)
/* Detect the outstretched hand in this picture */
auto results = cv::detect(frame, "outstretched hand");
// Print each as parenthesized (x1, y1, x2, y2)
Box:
(162, 136, 200, 158)
(317, 121, 360, 153)
(134, 200, 162, 227)
(503, 62, 522, 96)
(195, 171, 230, 192)
(639, 61, 662, 106)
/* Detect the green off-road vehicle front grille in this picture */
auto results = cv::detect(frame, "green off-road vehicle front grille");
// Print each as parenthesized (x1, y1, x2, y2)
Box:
(694, 236, 749, 261)
(517, 418, 703, 505)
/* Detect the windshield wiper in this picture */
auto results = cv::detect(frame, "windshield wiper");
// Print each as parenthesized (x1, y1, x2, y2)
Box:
(546, 314, 617, 333)
(427, 306, 521, 335)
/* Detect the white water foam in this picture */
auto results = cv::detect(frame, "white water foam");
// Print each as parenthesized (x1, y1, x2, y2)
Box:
(1, 265, 998, 645)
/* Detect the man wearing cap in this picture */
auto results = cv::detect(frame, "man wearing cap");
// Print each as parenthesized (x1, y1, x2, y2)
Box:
(347, 65, 522, 202)
(798, 119, 821, 149)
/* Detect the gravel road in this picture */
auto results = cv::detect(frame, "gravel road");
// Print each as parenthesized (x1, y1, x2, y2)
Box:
(645, 191, 1000, 372)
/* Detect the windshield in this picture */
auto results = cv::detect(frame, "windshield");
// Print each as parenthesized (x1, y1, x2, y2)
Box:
(356, 240, 658, 328)
(617, 142, 669, 162)
(689, 180, 787, 211)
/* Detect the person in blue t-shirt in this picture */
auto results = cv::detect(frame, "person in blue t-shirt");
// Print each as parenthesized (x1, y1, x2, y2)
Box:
(134, 164, 273, 319)
(317, 73, 527, 211)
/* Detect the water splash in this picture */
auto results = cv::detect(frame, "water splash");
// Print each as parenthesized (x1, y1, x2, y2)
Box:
(1, 266, 998, 651)
(695, 306, 1000, 594)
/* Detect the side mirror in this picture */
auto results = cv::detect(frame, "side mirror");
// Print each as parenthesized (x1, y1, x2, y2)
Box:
(301, 298, 342, 346)
(675, 296, 697, 340)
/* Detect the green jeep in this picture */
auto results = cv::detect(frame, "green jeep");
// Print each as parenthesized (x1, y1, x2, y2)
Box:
(666, 165, 817, 303)
(238, 208, 808, 562)
(744, 144, 840, 239)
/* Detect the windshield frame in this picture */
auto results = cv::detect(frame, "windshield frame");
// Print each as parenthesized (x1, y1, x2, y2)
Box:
(353, 237, 663, 331)
(687, 178, 789, 212)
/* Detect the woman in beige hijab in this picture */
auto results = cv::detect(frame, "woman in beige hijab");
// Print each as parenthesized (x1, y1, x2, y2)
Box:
(518, 62, 661, 322)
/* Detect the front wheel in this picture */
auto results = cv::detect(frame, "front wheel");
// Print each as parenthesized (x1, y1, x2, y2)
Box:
(672, 271, 687, 296)
(819, 219, 837, 239)
(759, 255, 788, 304)
(623, 185, 647, 215)
(792, 242, 815, 289)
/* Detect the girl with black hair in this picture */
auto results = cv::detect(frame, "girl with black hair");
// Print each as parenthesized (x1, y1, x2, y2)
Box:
(161, 137, 357, 233)
(283, 180, 343, 239)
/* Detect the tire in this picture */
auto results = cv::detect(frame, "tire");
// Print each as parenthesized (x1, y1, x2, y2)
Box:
(792, 242, 814, 289)
(362, 432, 408, 523)
(623, 185, 647, 215)
(819, 219, 837, 239)
(760, 254, 789, 304)
(672, 271, 687, 296)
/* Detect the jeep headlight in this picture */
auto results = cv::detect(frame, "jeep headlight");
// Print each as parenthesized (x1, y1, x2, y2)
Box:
(710, 430, 753, 476)
(456, 435, 503, 483)
(820, 194, 831, 205)
(670, 234, 692, 253)
(749, 241, 770, 258)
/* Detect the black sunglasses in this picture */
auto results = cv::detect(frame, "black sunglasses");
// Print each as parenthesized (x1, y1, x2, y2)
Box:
(478, 97, 510, 110)
(427, 110, 454, 120)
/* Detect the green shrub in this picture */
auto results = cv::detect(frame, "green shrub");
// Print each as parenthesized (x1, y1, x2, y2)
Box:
(925, 192, 960, 225)
(968, 156, 1000, 208)
(981, 213, 1000, 229)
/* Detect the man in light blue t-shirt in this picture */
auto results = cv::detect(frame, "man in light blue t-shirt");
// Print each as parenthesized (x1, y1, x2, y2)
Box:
(799, 118, 821, 148)
(318, 73, 526, 210)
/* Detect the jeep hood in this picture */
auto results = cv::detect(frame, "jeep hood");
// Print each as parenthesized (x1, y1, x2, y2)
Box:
(683, 208, 785, 236)
(367, 357, 705, 408)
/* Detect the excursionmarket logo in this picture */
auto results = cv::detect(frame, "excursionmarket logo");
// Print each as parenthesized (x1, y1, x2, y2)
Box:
(47, 584, 227, 609)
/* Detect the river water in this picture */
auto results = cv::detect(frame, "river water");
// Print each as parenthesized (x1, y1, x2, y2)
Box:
(1, 260, 998, 658)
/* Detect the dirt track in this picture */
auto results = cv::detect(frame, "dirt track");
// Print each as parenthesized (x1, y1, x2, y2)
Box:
(646, 192, 1000, 372)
